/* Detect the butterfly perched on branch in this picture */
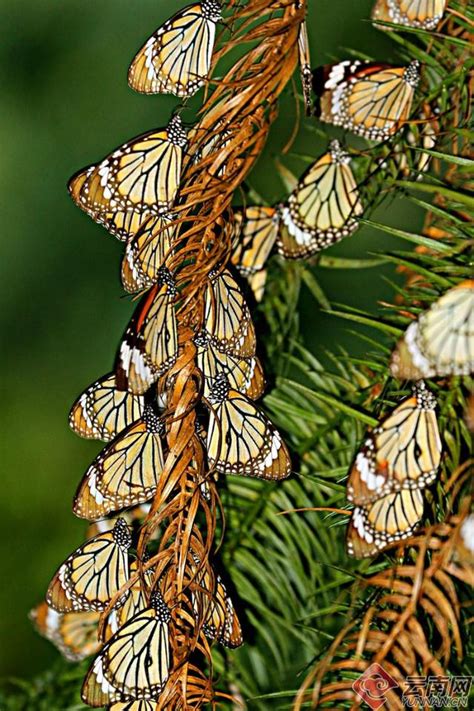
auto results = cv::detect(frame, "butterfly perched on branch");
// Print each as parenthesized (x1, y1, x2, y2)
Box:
(313, 60, 420, 141)
(391, 279, 474, 379)
(68, 116, 187, 240)
(128, 1, 222, 98)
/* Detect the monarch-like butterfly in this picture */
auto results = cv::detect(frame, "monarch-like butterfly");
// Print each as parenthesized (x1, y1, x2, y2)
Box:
(109, 701, 158, 711)
(204, 269, 256, 358)
(30, 602, 103, 662)
(82, 591, 171, 705)
(313, 60, 420, 141)
(73, 405, 165, 520)
(190, 122, 231, 177)
(372, 0, 447, 30)
(69, 373, 145, 442)
(347, 382, 441, 506)
(116, 268, 179, 395)
(116, 560, 155, 630)
(68, 116, 187, 240)
(278, 140, 363, 258)
(231, 206, 279, 283)
(390, 279, 474, 379)
(46, 518, 132, 613)
(190, 555, 243, 648)
(206, 373, 291, 479)
(195, 330, 265, 400)
(347, 488, 424, 558)
(128, 1, 221, 98)
(121, 216, 174, 293)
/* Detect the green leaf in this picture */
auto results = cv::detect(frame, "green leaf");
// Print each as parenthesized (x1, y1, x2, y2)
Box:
(323, 308, 403, 337)
(318, 255, 387, 269)
(394, 181, 474, 210)
(412, 147, 474, 167)
(360, 218, 455, 253)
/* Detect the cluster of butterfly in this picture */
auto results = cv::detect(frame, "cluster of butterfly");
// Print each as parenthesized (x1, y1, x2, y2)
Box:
(347, 280, 474, 558)
(30, 0, 460, 700)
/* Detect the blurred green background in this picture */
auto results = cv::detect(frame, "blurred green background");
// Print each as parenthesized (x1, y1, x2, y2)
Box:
(0, 0, 422, 680)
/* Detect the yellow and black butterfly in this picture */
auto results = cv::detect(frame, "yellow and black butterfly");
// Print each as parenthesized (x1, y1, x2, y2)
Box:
(47, 518, 132, 613)
(195, 330, 265, 400)
(109, 701, 158, 711)
(69, 373, 144, 442)
(347, 488, 424, 558)
(68, 116, 187, 240)
(82, 590, 171, 705)
(204, 269, 256, 358)
(116, 268, 179, 395)
(298, 20, 313, 115)
(116, 560, 155, 631)
(391, 279, 474, 379)
(190, 555, 243, 648)
(121, 216, 174, 293)
(73, 405, 165, 520)
(372, 0, 447, 30)
(278, 140, 363, 258)
(313, 60, 420, 141)
(231, 206, 280, 301)
(128, 1, 221, 98)
(347, 382, 441, 506)
(30, 601, 120, 660)
(205, 373, 291, 479)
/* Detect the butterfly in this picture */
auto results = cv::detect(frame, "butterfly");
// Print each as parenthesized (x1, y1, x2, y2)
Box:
(30, 602, 103, 662)
(128, 1, 221, 98)
(46, 518, 132, 613)
(372, 0, 447, 30)
(206, 373, 291, 479)
(68, 116, 187, 240)
(347, 488, 424, 558)
(190, 556, 243, 648)
(278, 140, 363, 258)
(390, 279, 474, 379)
(121, 216, 174, 293)
(73, 404, 166, 521)
(109, 701, 158, 711)
(116, 560, 155, 631)
(231, 206, 280, 300)
(313, 60, 420, 141)
(347, 382, 441, 506)
(82, 590, 171, 705)
(116, 268, 179, 395)
(204, 269, 256, 358)
(69, 373, 145, 442)
(195, 330, 265, 400)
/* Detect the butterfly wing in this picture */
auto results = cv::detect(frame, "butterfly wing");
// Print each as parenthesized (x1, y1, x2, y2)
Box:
(128, 2, 221, 98)
(68, 117, 187, 239)
(196, 335, 265, 400)
(206, 378, 290, 479)
(231, 206, 279, 275)
(82, 595, 171, 705)
(204, 269, 256, 357)
(116, 277, 178, 395)
(347, 488, 424, 558)
(347, 384, 441, 504)
(47, 519, 132, 612)
(121, 216, 174, 293)
(30, 602, 102, 662)
(202, 574, 243, 648)
(69, 374, 144, 442)
(279, 140, 363, 258)
(109, 701, 157, 711)
(73, 413, 165, 520)
(372, 0, 447, 29)
(315, 60, 420, 141)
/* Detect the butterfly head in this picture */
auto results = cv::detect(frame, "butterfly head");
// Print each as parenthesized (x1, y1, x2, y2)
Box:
(404, 60, 421, 88)
(413, 381, 437, 410)
(194, 330, 211, 349)
(202, 0, 222, 22)
(158, 266, 178, 297)
(143, 404, 166, 435)
(208, 373, 230, 404)
(167, 115, 188, 148)
(150, 590, 172, 623)
(329, 139, 350, 165)
(113, 518, 133, 549)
